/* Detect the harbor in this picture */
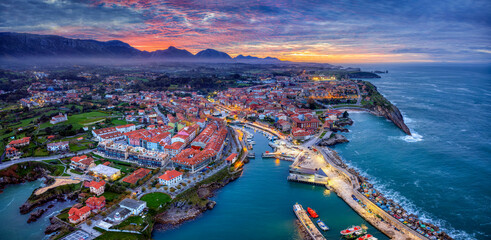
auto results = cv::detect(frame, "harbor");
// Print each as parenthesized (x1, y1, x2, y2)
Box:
(153, 130, 388, 240)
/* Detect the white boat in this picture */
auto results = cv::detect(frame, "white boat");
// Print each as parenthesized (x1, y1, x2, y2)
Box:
(316, 219, 329, 231)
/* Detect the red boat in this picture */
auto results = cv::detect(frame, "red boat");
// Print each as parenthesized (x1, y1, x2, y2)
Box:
(357, 234, 377, 240)
(307, 207, 319, 218)
(341, 226, 362, 235)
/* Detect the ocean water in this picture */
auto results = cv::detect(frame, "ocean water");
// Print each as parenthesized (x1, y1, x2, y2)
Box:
(0, 180, 75, 240)
(333, 64, 491, 239)
(153, 131, 388, 240)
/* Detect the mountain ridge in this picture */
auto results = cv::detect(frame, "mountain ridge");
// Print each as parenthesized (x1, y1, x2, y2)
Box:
(0, 32, 280, 63)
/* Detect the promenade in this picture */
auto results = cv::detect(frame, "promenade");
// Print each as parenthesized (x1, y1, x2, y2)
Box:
(0, 149, 94, 171)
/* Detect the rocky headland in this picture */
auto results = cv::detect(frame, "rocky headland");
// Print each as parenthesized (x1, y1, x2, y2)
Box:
(153, 169, 242, 231)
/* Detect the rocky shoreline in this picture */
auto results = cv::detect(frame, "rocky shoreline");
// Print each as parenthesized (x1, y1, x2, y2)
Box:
(153, 169, 242, 231)
(0, 162, 52, 193)
(319, 133, 349, 146)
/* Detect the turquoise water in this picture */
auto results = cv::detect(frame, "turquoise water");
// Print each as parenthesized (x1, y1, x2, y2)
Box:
(153, 131, 388, 240)
(0, 180, 75, 240)
(334, 64, 491, 239)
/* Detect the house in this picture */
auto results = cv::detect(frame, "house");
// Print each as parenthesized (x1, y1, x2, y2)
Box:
(158, 170, 183, 186)
(88, 180, 105, 196)
(50, 113, 67, 124)
(164, 141, 185, 157)
(277, 119, 291, 132)
(5, 147, 21, 158)
(122, 168, 151, 185)
(90, 165, 121, 181)
(225, 153, 238, 164)
(7, 137, 30, 147)
(68, 206, 91, 224)
(70, 155, 95, 171)
(47, 141, 69, 152)
(119, 198, 147, 215)
(115, 124, 136, 133)
(86, 196, 106, 212)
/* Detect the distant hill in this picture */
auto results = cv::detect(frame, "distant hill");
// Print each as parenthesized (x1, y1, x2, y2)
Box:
(0, 32, 280, 63)
(195, 49, 231, 59)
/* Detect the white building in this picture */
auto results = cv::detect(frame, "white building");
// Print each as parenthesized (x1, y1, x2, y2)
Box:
(47, 141, 69, 152)
(50, 113, 68, 124)
(119, 198, 147, 215)
(158, 170, 183, 186)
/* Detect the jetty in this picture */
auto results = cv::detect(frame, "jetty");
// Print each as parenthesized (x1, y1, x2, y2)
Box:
(262, 152, 296, 161)
(293, 203, 326, 240)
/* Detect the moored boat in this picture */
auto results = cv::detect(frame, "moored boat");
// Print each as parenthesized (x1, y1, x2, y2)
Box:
(340, 226, 366, 239)
(307, 207, 319, 218)
(316, 219, 329, 231)
(357, 234, 378, 240)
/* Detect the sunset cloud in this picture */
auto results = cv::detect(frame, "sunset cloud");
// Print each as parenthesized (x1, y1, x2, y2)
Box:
(1, 0, 490, 63)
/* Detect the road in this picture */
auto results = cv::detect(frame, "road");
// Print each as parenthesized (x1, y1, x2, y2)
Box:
(154, 106, 168, 124)
(0, 149, 94, 170)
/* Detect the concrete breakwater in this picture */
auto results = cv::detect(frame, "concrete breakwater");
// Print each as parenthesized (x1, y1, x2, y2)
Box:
(320, 146, 451, 240)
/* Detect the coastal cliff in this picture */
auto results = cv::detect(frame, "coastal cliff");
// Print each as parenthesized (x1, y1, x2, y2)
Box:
(360, 81, 411, 135)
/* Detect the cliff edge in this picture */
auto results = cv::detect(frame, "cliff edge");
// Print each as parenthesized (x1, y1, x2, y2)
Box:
(360, 81, 411, 135)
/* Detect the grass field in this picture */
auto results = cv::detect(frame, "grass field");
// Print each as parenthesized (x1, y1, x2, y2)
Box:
(141, 192, 172, 210)
(40, 111, 110, 129)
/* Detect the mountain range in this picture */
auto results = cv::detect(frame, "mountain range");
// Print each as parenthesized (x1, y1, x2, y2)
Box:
(0, 32, 281, 63)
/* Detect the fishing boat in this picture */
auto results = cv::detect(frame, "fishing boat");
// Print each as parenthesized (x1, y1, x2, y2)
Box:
(357, 234, 378, 240)
(307, 207, 319, 218)
(340, 226, 366, 239)
(316, 219, 329, 231)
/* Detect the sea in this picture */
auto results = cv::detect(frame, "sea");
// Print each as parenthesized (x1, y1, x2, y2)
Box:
(0, 63, 489, 240)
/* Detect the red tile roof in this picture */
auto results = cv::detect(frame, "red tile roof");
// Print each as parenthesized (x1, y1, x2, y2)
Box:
(158, 170, 182, 181)
(89, 180, 105, 189)
(122, 168, 151, 185)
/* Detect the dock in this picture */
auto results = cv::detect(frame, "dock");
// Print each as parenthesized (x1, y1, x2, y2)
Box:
(293, 203, 326, 240)
(287, 174, 328, 185)
(262, 152, 296, 161)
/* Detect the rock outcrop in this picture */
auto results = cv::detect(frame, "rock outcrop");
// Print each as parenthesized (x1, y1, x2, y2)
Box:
(371, 104, 411, 135)
(319, 133, 349, 146)
(27, 208, 47, 223)
(45, 217, 74, 235)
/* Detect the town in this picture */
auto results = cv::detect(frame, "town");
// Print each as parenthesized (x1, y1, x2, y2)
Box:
(0, 64, 446, 240)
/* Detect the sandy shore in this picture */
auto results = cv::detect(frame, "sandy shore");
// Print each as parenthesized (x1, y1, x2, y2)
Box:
(34, 178, 80, 195)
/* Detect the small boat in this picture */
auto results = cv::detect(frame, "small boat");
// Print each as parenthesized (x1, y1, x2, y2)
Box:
(357, 234, 378, 240)
(307, 207, 319, 218)
(316, 219, 329, 231)
(341, 226, 367, 239)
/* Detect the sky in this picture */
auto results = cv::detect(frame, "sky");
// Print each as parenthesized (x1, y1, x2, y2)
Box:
(0, 0, 490, 63)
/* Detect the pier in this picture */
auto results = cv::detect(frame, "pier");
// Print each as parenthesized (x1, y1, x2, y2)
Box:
(293, 204, 326, 240)
(262, 152, 296, 161)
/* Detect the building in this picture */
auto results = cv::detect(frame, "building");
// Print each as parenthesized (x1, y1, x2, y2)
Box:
(70, 155, 95, 171)
(7, 137, 30, 148)
(115, 124, 136, 133)
(225, 153, 238, 164)
(88, 180, 105, 196)
(97, 141, 170, 168)
(291, 114, 320, 130)
(5, 147, 21, 158)
(171, 148, 216, 173)
(50, 113, 67, 124)
(90, 165, 121, 181)
(47, 141, 69, 152)
(164, 141, 185, 157)
(86, 196, 106, 212)
(122, 168, 151, 185)
(68, 206, 91, 224)
(119, 198, 147, 216)
(158, 170, 183, 186)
